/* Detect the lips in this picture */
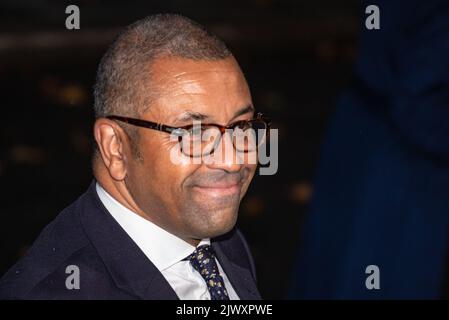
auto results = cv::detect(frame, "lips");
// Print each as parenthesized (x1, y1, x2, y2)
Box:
(193, 180, 242, 197)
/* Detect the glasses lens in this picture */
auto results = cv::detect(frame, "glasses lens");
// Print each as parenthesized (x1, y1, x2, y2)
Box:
(233, 120, 267, 152)
(179, 119, 268, 157)
(180, 125, 221, 157)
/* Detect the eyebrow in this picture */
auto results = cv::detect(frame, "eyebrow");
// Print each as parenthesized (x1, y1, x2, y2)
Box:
(175, 104, 255, 124)
(232, 104, 255, 120)
(176, 111, 208, 122)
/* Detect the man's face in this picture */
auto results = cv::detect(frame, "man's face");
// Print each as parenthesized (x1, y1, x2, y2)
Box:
(124, 56, 257, 241)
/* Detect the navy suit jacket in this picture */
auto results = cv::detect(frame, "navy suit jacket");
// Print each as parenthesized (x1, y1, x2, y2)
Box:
(0, 181, 261, 300)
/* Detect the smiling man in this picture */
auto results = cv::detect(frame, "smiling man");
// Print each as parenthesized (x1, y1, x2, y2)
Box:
(0, 14, 266, 300)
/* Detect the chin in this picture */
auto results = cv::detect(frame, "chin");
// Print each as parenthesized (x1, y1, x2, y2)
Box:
(187, 207, 239, 239)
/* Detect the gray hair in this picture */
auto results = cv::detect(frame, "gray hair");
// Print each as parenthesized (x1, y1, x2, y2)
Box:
(93, 13, 232, 119)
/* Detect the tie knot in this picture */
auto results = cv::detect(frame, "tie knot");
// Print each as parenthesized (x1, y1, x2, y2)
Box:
(188, 245, 216, 274)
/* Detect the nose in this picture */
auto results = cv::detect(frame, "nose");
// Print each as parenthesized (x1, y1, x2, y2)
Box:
(204, 131, 243, 173)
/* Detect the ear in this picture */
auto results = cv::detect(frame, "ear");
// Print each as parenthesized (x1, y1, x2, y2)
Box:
(93, 118, 129, 181)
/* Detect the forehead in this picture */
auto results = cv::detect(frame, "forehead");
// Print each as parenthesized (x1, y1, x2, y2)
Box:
(146, 56, 252, 122)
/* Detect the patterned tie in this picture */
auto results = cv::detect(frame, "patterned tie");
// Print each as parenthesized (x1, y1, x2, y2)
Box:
(187, 244, 230, 300)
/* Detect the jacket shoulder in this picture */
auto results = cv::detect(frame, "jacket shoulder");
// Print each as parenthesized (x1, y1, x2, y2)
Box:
(214, 228, 258, 282)
(0, 194, 93, 299)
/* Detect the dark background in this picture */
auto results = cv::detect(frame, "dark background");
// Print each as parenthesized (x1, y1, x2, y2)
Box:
(0, 0, 360, 299)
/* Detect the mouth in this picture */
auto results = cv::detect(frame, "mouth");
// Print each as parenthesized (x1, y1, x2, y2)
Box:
(193, 182, 242, 197)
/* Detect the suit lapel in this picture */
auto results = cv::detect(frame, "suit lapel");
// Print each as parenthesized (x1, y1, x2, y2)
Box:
(212, 241, 261, 300)
(80, 181, 179, 300)
(80, 180, 260, 300)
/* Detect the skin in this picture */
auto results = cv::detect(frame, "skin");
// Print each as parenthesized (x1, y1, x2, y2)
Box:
(93, 56, 257, 246)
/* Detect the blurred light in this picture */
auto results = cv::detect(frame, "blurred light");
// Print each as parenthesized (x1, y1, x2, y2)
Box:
(59, 84, 88, 106)
(242, 196, 265, 217)
(288, 181, 313, 204)
(0, 30, 118, 52)
(9, 145, 47, 165)
(39, 76, 88, 107)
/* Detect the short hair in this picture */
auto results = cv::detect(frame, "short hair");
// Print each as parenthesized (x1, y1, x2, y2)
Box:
(92, 14, 233, 162)
(93, 13, 232, 119)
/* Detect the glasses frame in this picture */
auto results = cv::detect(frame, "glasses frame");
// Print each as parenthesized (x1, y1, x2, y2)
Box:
(105, 112, 271, 157)
(106, 112, 270, 134)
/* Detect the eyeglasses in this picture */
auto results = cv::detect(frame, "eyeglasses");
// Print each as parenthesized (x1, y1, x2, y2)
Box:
(106, 112, 271, 158)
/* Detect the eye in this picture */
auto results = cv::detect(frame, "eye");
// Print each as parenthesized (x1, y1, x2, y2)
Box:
(233, 120, 251, 130)
(190, 126, 204, 136)
(171, 128, 185, 137)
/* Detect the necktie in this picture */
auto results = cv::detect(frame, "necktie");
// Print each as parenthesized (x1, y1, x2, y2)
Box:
(187, 244, 230, 300)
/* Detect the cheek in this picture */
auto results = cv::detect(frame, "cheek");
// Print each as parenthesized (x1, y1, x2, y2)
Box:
(242, 164, 257, 190)
(140, 141, 198, 200)
(246, 164, 257, 180)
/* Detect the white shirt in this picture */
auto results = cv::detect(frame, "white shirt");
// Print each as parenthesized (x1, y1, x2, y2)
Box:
(95, 183, 239, 300)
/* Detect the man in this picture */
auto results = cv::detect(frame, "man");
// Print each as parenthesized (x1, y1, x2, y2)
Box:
(0, 14, 267, 299)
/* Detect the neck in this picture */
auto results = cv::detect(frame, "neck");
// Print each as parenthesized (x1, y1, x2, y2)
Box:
(94, 165, 204, 249)
(186, 238, 201, 247)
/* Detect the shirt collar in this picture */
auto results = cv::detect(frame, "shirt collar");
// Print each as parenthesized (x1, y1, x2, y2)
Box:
(95, 182, 210, 271)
